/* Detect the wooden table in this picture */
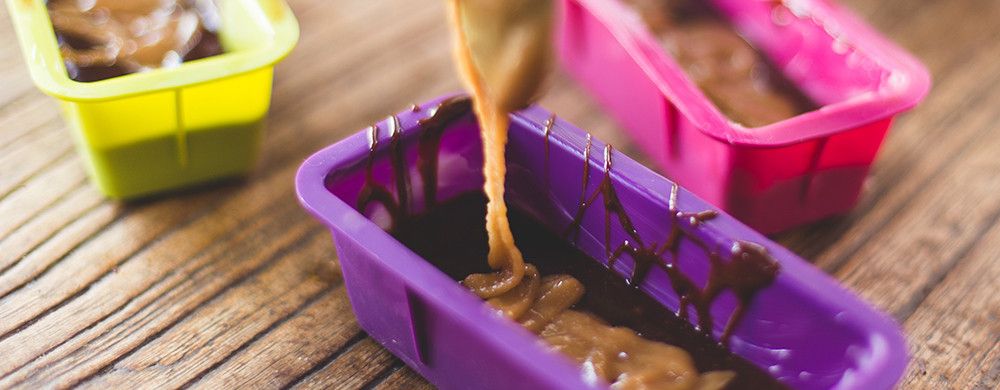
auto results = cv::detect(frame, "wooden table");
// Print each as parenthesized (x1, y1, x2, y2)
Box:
(1, 0, 997, 388)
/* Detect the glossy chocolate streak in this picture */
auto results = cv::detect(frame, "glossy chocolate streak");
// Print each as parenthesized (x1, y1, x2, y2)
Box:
(356, 124, 402, 227)
(356, 98, 473, 228)
(542, 114, 556, 187)
(563, 133, 594, 244)
(416, 97, 474, 210)
(389, 115, 411, 217)
(561, 138, 778, 346)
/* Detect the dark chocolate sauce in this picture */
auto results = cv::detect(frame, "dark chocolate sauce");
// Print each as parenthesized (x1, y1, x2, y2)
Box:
(392, 194, 787, 389)
(561, 139, 778, 346)
(542, 114, 556, 187)
(388, 115, 411, 217)
(356, 124, 403, 228)
(356, 97, 473, 227)
(563, 133, 594, 244)
(416, 97, 473, 210)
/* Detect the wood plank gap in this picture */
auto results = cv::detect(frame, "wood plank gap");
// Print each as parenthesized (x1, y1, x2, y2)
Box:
(0, 94, 60, 146)
(359, 360, 405, 390)
(0, 157, 87, 242)
(0, 186, 98, 277)
(63, 228, 328, 386)
(976, 349, 1000, 390)
(0, 140, 74, 201)
(0, 113, 65, 159)
(0, 216, 322, 381)
(177, 286, 336, 389)
(269, 8, 444, 117)
(0, 204, 128, 301)
(0, 86, 44, 118)
(0, 193, 235, 339)
(279, 331, 368, 390)
(4, 217, 325, 385)
(67, 274, 326, 389)
(894, 202, 1000, 322)
(270, 0, 433, 95)
(0, 89, 43, 118)
(0, 109, 337, 346)
(31, 220, 322, 380)
(0, 118, 59, 151)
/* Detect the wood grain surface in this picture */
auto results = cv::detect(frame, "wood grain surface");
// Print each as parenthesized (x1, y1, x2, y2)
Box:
(1, 0, 998, 389)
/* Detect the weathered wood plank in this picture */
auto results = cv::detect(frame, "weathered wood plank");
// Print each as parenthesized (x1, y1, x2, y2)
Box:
(0, 181, 104, 272)
(900, 220, 1000, 389)
(0, 92, 62, 150)
(372, 366, 433, 390)
(185, 287, 362, 389)
(0, 216, 328, 387)
(0, 157, 88, 241)
(288, 338, 396, 390)
(0, 119, 74, 198)
(0, 166, 311, 377)
(273, 0, 443, 100)
(0, 192, 213, 326)
(70, 231, 333, 389)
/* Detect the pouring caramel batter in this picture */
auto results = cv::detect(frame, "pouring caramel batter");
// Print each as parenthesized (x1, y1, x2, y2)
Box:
(446, 0, 555, 297)
(47, 0, 222, 81)
(446, 2, 739, 388)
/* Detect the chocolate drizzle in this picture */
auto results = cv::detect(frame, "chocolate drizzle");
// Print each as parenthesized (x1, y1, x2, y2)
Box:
(542, 114, 556, 187)
(562, 137, 779, 346)
(389, 115, 411, 218)
(357, 98, 473, 228)
(563, 134, 594, 243)
(357, 97, 779, 348)
(357, 123, 403, 228)
(392, 194, 789, 389)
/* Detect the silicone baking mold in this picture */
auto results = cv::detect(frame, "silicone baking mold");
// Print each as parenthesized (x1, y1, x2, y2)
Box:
(557, 0, 931, 232)
(6, 0, 299, 198)
(296, 96, 907, 389)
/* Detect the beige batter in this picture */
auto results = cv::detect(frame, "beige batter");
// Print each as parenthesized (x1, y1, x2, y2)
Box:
(446, 1, 732, 388)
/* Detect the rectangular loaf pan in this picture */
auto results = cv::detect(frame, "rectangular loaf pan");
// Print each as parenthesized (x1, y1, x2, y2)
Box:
(296, 96, 907, 389)
(5, 0, 299, 198)
(557, 0, 931, 232)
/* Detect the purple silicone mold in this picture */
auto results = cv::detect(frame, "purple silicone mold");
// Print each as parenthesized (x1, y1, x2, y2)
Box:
(295, 96, 907, 389)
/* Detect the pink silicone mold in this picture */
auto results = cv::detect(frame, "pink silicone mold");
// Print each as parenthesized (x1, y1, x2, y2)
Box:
(557, 0, 930, 232)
